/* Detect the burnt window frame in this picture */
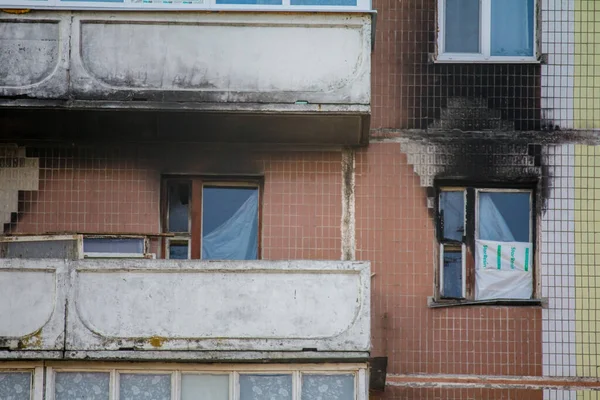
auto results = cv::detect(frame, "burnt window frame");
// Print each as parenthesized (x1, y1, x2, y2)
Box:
(435, 0, 540, 63)
(161, 176, 263, 260)
(435, 183, 539, 303)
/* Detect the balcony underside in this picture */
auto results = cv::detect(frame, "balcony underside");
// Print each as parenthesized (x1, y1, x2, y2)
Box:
(0, 105, 369, 146)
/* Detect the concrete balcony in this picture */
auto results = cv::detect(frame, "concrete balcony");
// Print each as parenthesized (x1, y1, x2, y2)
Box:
(0, 11, 372, 145)
(0, 259, 370, 361)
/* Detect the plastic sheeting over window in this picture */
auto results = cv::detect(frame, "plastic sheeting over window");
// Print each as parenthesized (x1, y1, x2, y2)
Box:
(475, 240, 533, 300)
(475, 191, 532, 300)
(202, 187, 258, 260)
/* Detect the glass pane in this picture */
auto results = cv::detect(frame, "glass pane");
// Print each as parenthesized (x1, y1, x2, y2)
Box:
(120, 374, 171, 400)
(491, 0, 534, 56)
(202, 187, 259, 260)
(301, 374, 354, 400)
(181, 374, 228, 400)
(478, 192, 531, 242)
(291, 0, 356, 5)
(442, 249, 463, 298)
(445, 0, 480, 53)
(168, 182, 190, 233)
(216, 0, 281, 4)
(0, 372, 31, 400)
(439, 191, 465, 241)
(55, 372, 110, 400)
(5, 239, 78, 259)
(239, 374, 292, 400)
(83, 238, 144, 254)
(169, 242, 189, 259)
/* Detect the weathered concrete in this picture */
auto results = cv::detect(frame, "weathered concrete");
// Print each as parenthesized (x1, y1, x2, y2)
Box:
(0, 11, 371, 145)
(0, 12, 371, 106)
(0, 259, 68, 352)
(0, 259, 370, 360)
(341, 148, 356, 260)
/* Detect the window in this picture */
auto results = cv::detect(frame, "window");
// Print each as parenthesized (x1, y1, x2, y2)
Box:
(0, 371, 33, 400)
(48, 365, 364, 400)
(0, 235, 81, 259)
(437, 186, 535, 301)
(83, 237, 147, 259)
(163, 178, 260, 260)
(0, 0, 370, 13)
(437, 0, 537, 62)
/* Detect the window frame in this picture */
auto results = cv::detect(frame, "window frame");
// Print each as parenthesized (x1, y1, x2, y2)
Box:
(44, 363, 367, 400)
(0, 0, 371, 13)
(435, 184, 538, 303)
(0, 363, 44, 400)
(82, 236, 150, 259)
(436, 0, 540, 63)
(161, 176, 263, 260)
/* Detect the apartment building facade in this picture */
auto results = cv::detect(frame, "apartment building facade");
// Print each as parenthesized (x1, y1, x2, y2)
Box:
(1, 0, 600, 399)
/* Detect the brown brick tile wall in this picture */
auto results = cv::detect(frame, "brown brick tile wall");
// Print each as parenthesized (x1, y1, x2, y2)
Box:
(356, 143, 542, 380)
(10, 145, 341, 260)
(7, 143, 542, 399)
(261, 151, 342, 260)
(371, 386, 542, 400)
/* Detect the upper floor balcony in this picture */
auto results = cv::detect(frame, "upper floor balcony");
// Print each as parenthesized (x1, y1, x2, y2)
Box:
(0, 5, 373, 146)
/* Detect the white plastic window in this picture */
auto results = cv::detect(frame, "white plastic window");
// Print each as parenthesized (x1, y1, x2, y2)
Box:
(437, 0, 537, 63)
(83, 237, 146, 259)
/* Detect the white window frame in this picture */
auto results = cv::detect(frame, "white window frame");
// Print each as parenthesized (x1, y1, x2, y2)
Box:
(45, 363, 368, 400)
(437, 186, 536, 301)
(82, 236, 151, 259)
(0, 363, 45, 400)
(0, 0, 370, 12)
(436, 0, 539, 63)
(0, 235, 83, 260)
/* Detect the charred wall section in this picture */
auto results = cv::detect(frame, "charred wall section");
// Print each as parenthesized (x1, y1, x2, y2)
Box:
(371, 0, 541, 131)
(398, 136, 548, 210)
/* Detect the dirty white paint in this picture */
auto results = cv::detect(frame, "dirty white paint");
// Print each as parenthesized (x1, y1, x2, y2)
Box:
(0, 12, 371, 106)
(0, 259, 68, 352)
(0, 259, 370, 360)
(0, 271, 55, 337)
(341, 149, 356, 261)
(0, 16, 69, 98)
(75, 271, 359, 339)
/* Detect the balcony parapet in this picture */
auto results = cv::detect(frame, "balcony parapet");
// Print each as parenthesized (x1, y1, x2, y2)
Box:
(0, 259, 370, 361)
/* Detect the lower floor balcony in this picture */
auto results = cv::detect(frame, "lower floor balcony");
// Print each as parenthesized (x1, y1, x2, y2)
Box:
(0, 258, 370, 361)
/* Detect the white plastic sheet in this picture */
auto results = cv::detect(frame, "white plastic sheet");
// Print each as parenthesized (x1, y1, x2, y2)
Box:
(475, 239, 533, 300)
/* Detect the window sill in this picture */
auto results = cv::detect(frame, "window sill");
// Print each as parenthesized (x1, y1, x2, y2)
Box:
(427, 296, 546, 308)
(432, 54, 541, 64)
